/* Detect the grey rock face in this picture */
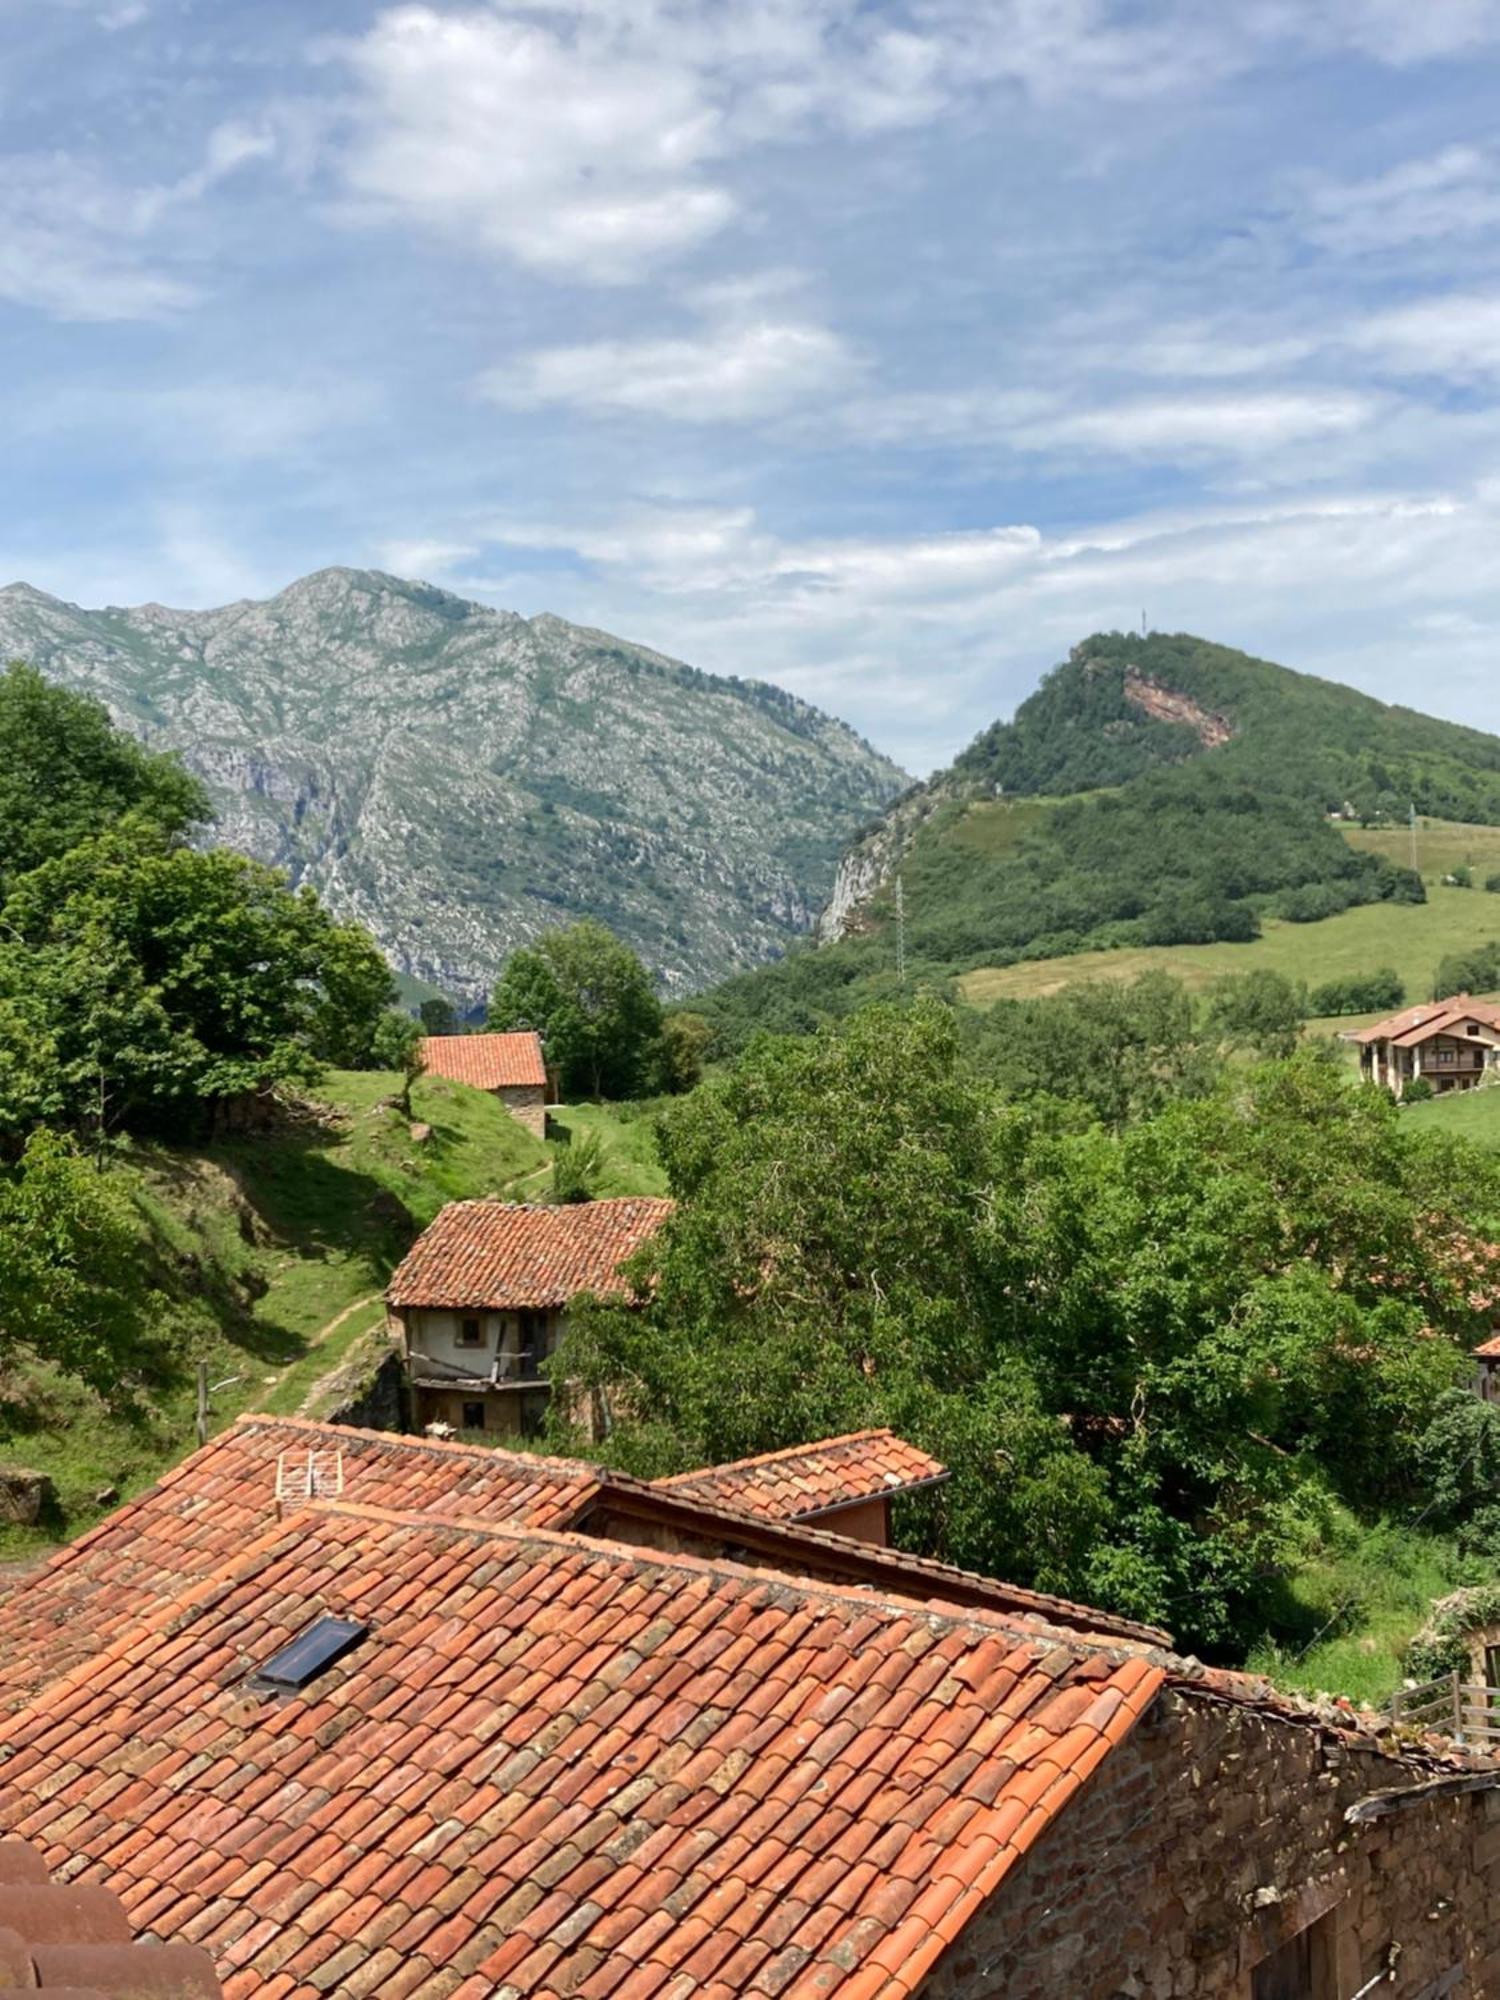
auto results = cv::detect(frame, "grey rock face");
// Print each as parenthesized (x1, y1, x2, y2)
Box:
(0, 568, 906, 1000)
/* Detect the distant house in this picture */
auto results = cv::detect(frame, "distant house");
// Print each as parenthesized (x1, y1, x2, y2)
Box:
(1349, 995, 1500, 1098)
(385, 1195, 674, 1438)
(419, 1030, 551, 1135)
(1476, 1333, 1500, 1402)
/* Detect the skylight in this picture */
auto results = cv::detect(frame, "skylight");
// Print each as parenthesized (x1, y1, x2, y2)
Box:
(250, 1616, 367, 1692)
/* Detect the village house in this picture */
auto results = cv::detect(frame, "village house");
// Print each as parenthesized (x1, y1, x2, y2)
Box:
(1349, 995, 1500, 1098)
(3, 1413, 1500, 1998)
(385, 1195, 674, 1437)
(418, 1029, 552, 1134)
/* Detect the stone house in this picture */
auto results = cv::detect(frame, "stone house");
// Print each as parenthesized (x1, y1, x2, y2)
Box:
(2, 1414, 1500, 1997)
(655, 1426, 949, 1545)
(418, 1029, 551, 1134)
(385, 1195, 674, 1438)
(1350, 997, 1500, 1099)
(1476, 1332, 1500, 1403)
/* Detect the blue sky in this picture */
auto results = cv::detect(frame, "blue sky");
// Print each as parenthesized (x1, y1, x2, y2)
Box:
(10, 0, 1500, 770)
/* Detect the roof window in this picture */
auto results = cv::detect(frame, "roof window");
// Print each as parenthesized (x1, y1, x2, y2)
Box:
(249, 1616, 367, 1693)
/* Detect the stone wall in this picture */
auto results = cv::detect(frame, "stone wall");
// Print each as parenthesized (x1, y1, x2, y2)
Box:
(497, 1083, 547, 1137)
(923, 1687, 1500, 1999)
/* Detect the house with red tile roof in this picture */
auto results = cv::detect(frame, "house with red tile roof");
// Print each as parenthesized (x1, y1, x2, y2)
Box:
(419, 1031, 551, 1134)
(1348, 995, 1500, 1098)
(656, 1428, 948, 1545)
(386, 1197, 674, 1439)
(2, 1414, 1500, 1997)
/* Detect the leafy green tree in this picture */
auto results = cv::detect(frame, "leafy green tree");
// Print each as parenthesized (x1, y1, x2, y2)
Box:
(1415, 1391, 1500, 1527)
(491, 920, 663, 1098)
(0, 663, 206, 897)
(1205, 968, 1306, 1058)
(372, 1012, 424, 1115)
(659, 1011, 712, 1094)
(419, 996, 458, 1036)
(967, 973, 1217, 1128)
(308, 921, 398, 1068)
(0, 1129, 148, 1392)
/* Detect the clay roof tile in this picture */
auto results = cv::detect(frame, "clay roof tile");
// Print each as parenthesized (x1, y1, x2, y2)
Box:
(420, 1033, 547, 1090)
(387, 1198, 675, 1311)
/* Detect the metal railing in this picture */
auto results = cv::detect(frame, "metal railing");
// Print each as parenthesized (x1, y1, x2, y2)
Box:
(1390, 1673, 1500, 1745)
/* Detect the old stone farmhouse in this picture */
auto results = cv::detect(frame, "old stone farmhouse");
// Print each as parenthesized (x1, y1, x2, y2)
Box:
(1350, 996, 1500, 1098)
(2, 1412, 1500, 1998)
(419, 1030, 551, 1134)
(386, 1196, 674, 1437)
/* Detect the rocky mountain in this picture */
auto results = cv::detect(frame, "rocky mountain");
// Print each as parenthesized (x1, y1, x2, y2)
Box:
(0, 568, 906, 1000)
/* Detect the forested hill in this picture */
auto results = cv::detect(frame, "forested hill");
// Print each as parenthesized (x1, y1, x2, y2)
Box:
(0, 568, 905, 1004)
(956, 631, 1500, 814)
(699, 632, 1500, 1050)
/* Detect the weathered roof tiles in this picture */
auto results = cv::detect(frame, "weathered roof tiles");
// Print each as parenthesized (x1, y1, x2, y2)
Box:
(386, 1196, 675, 1310)
(419, 1031, 547, 1090)
(0, 1501, 1165, 2000)
(656, 1427, 949, 1521)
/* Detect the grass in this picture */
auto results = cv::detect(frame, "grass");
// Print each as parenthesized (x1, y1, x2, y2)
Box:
(961, 883, 1494, 1008)
(548, 1100, 670, 1197)
(1344, 817, 1500, 884)
(941, 797, 1056, 859)
(1403, 1086, 1500, 1148)
(0, 1070, 667, 1559)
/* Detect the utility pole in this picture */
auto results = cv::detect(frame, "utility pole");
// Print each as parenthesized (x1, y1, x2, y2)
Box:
(1141, 609, 1147, 638)
(894, 876, 906, 995)
(1410, 801, 1419, 877)
(196, 1363, 209, 1448)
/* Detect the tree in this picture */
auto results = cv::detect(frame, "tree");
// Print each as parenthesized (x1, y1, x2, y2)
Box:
(419, 996, 458, 1036)
(1205, 969, 1306, 1058)
(0, 662, 206, 898)
(372, 1012, 424, 1115)
(309, 922, 398, 1069)
(0, 1129, 149, 1393)
(967, 973, 1217, 1128)
(659, 1012, 712, 1094)
(490, 921, 663, 1099)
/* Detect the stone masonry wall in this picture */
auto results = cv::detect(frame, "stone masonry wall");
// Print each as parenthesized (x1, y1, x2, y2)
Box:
(498, 1083, 547, 1137)
(922, 1688, 1500, 1999)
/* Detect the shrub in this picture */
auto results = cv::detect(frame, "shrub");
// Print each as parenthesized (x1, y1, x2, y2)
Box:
(1485, 874, 1500, 894)
(1446, 865, 1474, 889)
(1403, 1076, 1434, 1103)
(1307, 969, 1404, 1017)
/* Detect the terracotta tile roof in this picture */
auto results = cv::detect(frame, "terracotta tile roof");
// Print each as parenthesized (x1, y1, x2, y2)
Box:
(0, 1836, 221, 1994)
(1350, 995, 1500, 1046)
(0, 1500, 1166, 2000)
(0, 1417, 594, 1715)
(655, 1429, 949, 1521)
(386, 1197, 675, 1310)
(1475, 1333, 1500, 1358)
(420, 1031, 547, 1090)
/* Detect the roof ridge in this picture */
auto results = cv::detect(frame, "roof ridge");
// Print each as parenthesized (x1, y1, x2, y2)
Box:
(654, 1427, 898, 1485)
(228, 1410, 596, 1479)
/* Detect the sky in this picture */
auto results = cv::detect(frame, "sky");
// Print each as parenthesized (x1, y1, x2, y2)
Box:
(9, 1, 1500, 772)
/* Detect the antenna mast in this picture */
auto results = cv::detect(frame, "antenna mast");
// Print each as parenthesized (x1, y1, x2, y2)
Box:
(894, 876, 906, 994)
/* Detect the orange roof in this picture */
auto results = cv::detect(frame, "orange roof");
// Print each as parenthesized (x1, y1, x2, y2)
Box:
(387, 1196, 674, 1309)
(1351, 995, 1500, 1046)
(0, 1837, 222, 1995)
(1475, 1333, 1500, 1358)
(0, 1416, 595, 1715)
(0, 1499, 1165, 2000)
(657, 1428, 948, 1520)
(420, 1031, 547, 1090)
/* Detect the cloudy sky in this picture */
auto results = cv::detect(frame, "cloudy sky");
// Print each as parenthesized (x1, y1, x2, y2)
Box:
(10, 0, 1500, 770)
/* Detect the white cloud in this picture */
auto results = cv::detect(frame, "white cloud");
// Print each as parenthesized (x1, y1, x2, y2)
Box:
(332, 5, 735, 283)
(485, 317, 857, 421)
(1355, 292, 1500, 379)
(1020, 389, 1377, 456)
(378, 538, 481, 576)
(1301, 145, 1500, 253)
(0, 158, 197, 320)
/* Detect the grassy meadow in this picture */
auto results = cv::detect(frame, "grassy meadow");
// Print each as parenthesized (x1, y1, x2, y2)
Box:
(962, 819, 1500, 1008)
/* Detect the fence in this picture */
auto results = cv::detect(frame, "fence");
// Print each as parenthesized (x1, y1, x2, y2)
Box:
(1390, 1673, 1500, 1746)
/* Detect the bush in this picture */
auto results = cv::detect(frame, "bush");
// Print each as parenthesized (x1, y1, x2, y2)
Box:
(1403, 1076, 1434, 1103)
(1446, 865, 1474, 889)
(1307, 969, 1404, 1017)
(551, 1130, 607, 1204)
(1485, 874, 1500, 894)
(1434, 942, 1500, 999)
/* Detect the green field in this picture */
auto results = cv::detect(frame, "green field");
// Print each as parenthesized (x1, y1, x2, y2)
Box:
(0, 1072, 667, 1558)
(962, 882, 1497, 1007)
(1345, 818, 1500, 882)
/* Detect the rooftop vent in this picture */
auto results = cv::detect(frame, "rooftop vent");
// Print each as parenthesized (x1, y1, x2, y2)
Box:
(249, 1616, 366, 1694)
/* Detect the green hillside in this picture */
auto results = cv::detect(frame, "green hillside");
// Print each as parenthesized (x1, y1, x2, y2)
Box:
(694, 634, 1500, 1052)
(0, 1072, 663, 1560)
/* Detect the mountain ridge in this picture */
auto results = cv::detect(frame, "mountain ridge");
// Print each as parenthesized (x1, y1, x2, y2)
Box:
(0, 568, 906, 1000)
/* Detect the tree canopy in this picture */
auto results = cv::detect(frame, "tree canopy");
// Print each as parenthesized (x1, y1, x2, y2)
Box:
(490, 920, 664, 1098)
(557, 1007, 1500, 1655)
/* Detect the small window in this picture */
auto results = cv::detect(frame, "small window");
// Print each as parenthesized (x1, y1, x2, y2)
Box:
(250, 1616, 366, 1693)
(462, 1400, 487, 1431)
(457, 1317, 483, 1348)
(1470, 1025, 1483, 1037)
